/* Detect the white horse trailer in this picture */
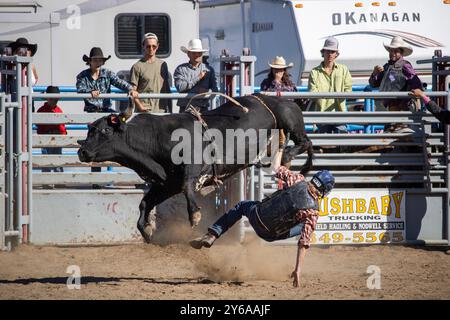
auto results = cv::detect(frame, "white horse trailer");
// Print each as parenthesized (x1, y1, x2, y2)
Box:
(200, 0, 450, 86)
(0, 0, 199, 110)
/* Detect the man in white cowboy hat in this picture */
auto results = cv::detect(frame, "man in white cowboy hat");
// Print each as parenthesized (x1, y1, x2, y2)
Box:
(308, 37, 352, 132)
(174, 39, 218, 112)
(130, 32, 172, 113)
(369, 36, 422, 112)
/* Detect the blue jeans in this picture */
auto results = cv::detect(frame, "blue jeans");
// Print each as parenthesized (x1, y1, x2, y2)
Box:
(208, 200, 305, 242)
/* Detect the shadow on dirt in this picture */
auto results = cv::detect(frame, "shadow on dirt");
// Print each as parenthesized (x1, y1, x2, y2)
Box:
(0, 276, 244, 286)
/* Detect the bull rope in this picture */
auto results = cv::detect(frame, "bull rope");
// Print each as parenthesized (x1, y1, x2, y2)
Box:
(185, 106, 223, 188)
(186, 91, 249, 113)
(185, 93, 279, 189)
(250, 95, 277, 129)
(184, 92, 252, 189)
(250, 95, 282, 168)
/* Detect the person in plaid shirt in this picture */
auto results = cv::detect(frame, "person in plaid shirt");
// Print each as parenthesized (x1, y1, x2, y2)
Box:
(190, 137, 335, 287)
(76, 47, 138, 180)
(76, 47, 138, 112)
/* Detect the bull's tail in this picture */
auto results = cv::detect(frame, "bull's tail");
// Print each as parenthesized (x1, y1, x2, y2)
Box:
(300, 137, 314, 176)
(281, 133, 314, 174)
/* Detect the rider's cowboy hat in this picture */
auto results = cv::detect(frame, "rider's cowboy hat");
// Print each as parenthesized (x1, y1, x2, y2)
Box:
(383, 36, 413, 57)
(82, 47, 111, 63)
(181, 39, 208, 54)
(9, 37, 37, 56)
(268, 56, 293, 69)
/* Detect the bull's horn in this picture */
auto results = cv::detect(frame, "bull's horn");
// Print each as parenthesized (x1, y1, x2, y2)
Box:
(120, 97, 134, 120)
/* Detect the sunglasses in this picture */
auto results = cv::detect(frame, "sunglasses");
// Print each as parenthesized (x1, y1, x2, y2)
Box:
(145, 45, 158, 49)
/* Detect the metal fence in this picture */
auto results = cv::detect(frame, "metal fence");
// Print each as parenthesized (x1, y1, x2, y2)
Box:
(236, 90, 450, 246)
(0, 94, 5, 250)
(0, 55, 33, 251)
(28, 91, 450, 246)
(2, 53, 450, 247)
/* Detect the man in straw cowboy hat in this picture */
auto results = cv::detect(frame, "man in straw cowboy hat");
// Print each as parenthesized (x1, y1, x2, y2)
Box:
(174, 39, 218, 113)
(130, 32, 172, 113)
(369, 36, 422, 113)
(308, 37, 352, 133)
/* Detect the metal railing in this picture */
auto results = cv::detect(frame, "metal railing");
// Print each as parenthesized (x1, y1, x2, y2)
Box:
(31, 92, 221, 185)
(3, 51, 450, 245)
(0, 55, 33, 250)
(0, 94, 5, 250)
(233, 90, 450, 246)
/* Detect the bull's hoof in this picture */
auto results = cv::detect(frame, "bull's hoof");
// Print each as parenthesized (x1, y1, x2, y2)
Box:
(189, 211, 202, 228)
(142, 234, 152, 244)
(142, 223, 155, 244)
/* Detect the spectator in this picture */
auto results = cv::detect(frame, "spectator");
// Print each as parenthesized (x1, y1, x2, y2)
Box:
(369, 36, 422, 112)
(308, 37, 352, 133)
(260, 56, 296, 92)
(130, 32, 172, 113)
(36, 86, 66, 180)
(9, 37, 39, 111)
(76, 47, 138, 113)
(174, 39, 218, 113)
(260, 56, 297, 155)
(76, 47, 138, 180)
(9, 37, 38, 85)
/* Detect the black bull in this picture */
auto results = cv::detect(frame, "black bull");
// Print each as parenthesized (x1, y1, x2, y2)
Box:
(77, 94, 313, 243)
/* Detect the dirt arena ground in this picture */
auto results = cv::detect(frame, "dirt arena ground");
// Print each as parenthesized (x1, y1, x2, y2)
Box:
(1, 235, 449, 300)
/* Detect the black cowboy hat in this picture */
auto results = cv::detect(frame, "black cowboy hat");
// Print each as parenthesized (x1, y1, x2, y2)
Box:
(82, 47, 111, 63)
(45, 85, 60, 94)
(9, 37, 38, 56)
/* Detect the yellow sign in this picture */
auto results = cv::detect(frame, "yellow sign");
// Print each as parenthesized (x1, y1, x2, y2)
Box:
(312, 189, 406, 245)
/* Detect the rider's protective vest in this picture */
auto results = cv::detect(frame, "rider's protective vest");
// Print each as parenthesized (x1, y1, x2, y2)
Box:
(379, 59, 409, 92)
(256, 181, 318, 237)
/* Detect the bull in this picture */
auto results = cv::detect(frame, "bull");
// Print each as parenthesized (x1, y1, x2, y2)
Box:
(78, 94, 313, 243)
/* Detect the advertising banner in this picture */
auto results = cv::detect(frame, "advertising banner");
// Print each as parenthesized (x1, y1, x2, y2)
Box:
(311, 189, 406, 245)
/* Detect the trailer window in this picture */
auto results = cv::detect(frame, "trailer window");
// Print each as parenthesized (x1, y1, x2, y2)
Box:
(115, 14, 170, 59)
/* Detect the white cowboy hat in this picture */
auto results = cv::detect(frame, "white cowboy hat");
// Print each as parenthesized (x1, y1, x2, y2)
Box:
(383, 36, 413, 57)
(268, 56, 294, 69)
(181, 39, 208, 53)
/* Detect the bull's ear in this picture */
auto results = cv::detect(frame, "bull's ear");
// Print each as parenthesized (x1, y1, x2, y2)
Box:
(110, 114, 120, 125)
(109, 114, 126, 131)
